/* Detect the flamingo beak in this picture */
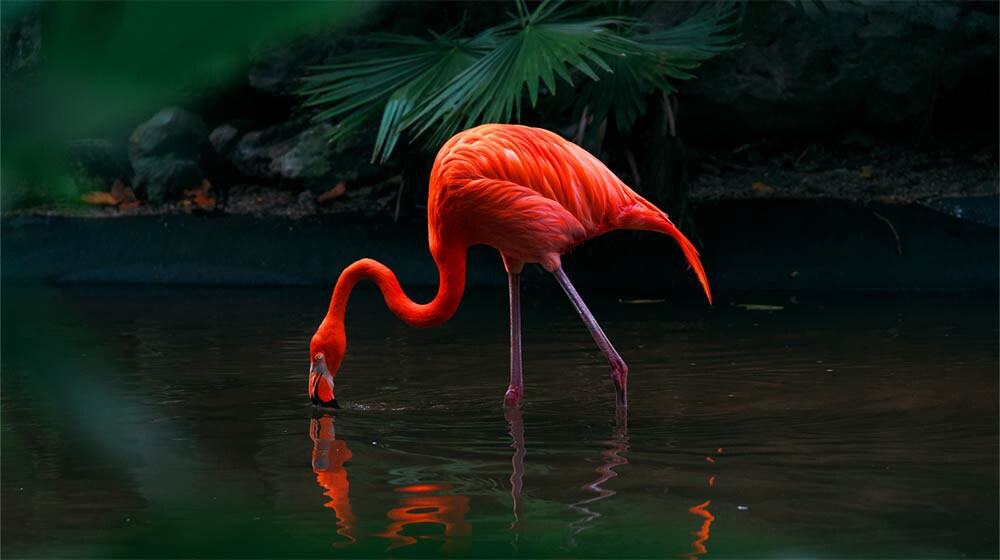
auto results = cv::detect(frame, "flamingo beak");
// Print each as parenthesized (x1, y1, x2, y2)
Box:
(309, 360, 339, 409)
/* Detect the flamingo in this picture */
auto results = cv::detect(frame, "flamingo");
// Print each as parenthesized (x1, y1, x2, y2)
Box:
(309, 124, 711, 409)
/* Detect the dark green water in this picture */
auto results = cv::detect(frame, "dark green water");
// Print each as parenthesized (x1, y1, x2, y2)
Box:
(2, 285, 997, 558)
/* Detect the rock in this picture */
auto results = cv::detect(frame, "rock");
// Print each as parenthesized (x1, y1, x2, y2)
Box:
(675, 2, 999, 141)
(129, 107, 209, 160)
(209, 124, 240, 156)
(272, 123, 334, 180)
(67, 139, 131, 191)
(131, 158, 203, 204)
(129, 107, 210, 202)
(227, 119, 380, 187)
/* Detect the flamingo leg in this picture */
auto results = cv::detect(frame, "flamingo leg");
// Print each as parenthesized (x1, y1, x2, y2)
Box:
(504, 272, 524, 408)
(552, 267, 628, 407)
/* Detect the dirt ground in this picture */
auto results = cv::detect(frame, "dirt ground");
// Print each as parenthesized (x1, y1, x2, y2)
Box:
(688, 135, 998, 203)
(9, 137, 998, 221)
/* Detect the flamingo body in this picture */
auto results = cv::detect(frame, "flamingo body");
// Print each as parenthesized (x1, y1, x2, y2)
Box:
(309, 124, 710, 409)
(429, 124, 709, 285)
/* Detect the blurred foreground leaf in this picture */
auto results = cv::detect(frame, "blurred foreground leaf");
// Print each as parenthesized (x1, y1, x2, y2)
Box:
(1, 1, 362, 209)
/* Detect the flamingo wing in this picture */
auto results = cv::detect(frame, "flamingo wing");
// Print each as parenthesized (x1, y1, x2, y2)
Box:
(434, 178, 586, 271)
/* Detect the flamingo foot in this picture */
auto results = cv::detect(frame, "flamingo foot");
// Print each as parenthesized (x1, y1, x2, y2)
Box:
(504, 386, 523, 408)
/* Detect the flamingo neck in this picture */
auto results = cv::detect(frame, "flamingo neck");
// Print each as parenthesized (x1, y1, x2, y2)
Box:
(323, 244, 467, 336)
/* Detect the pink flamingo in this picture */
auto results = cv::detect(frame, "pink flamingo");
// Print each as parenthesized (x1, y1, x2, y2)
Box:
(309, 124, 711, 409)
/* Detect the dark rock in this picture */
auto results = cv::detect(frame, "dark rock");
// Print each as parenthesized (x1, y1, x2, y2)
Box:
(131, 158, 203, 203)
(67, 139, 131, 190)
(227, 119, 380, 187)
(129, 107, 210, 202)
(210, 124, 241, 156)
(129, 107, 209, 161)
(676, 2, 999, 141)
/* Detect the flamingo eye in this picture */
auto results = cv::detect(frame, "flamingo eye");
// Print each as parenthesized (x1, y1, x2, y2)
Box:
(314, 353, 324, 362)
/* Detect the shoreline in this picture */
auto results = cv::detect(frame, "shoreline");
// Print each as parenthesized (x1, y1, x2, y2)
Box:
(3, 196, 995, 292)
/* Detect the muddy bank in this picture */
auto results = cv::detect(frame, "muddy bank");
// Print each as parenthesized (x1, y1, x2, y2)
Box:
(3, 197, 995, 292)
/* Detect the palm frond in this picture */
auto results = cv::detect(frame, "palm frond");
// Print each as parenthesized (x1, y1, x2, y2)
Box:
(299, 0, 741, 162)
(571, 5, 741, 131)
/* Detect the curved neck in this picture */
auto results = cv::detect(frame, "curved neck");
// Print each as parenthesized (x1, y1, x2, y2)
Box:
(323, 244, 467, 334)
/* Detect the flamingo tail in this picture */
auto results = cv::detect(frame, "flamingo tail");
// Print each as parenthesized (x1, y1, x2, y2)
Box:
(618, 203, 713, 305)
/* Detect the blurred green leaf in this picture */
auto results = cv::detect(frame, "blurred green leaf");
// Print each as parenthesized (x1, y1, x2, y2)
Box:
(1, 1, 362, 209)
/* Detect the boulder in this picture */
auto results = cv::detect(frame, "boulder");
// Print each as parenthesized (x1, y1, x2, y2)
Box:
(128, 107, 209, 160)
(226, 118, 380, 187)
(131, 158, 203, 203)
(209, 124, 240, 156)
(128, 107, 210, 202)
(67, 138, 131, 191)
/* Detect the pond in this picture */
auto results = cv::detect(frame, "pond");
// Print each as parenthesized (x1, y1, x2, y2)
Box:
(2, 284, 997, 558)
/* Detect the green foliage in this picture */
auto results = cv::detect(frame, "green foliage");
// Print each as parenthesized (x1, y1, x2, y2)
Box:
(1, 1, 361, 210)
(300, 0, 739, 163)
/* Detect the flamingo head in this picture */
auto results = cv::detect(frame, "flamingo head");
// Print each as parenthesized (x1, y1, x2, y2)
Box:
(309, 332, 344, 409)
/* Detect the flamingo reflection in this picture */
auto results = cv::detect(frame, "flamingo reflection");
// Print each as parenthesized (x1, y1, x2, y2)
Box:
(685, 500, 715, 558)
(376, 483, 471, 551)
(683, 447, 722, 559)
(505, 407, 526, 544)
(569, 408, 629, 542)
(309, 414, 358, 547)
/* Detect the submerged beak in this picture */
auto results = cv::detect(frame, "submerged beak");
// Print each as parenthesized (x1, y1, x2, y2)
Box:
(309, 360, 339, 409)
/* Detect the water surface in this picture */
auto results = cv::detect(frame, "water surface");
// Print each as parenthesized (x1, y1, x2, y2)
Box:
(2, 285, 997, 558)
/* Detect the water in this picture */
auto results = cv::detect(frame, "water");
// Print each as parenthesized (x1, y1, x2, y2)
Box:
(2, 285, 997, 558)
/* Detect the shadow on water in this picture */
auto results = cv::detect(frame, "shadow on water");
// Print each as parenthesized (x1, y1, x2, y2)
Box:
(2, 284, 998, 557)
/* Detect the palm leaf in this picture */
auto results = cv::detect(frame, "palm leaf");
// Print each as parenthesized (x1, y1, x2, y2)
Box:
(299, 0, 740, 162)
(571, 4, 741, 131)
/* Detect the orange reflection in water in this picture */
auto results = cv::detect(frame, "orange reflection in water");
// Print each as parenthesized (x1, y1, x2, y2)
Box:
(376, 483, 472, 551)
(686, 500, 715, 558)
(310, 415, 357, 546)
(683, 446, 723, 559)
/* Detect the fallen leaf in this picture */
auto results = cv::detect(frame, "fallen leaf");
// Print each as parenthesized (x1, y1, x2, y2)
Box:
(318, 182, 347, 203)
(183, 179, 216, 208)
(859, 165, 874, 179)
(736, 304, 784, 311)
(110, 179, 138, 204)
(751, 181, 775, 193)
(81, 191, 118, 205)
